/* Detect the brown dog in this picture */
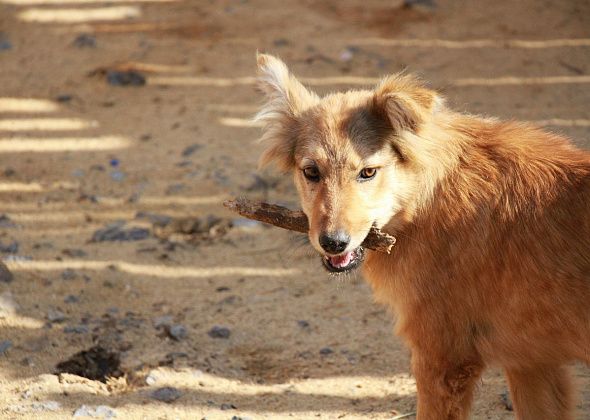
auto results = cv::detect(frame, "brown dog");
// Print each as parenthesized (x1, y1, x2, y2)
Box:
(254, 53, 590, 419)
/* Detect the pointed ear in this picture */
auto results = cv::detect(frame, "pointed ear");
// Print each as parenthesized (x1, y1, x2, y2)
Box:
(255, 53, 319, 171)
(372, 74, 443, 133)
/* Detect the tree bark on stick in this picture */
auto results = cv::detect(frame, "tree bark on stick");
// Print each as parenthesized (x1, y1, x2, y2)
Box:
(223, 198, 396, 254)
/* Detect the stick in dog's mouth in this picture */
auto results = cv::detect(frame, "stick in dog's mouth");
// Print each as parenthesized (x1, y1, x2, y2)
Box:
(223, 198, 397, 257)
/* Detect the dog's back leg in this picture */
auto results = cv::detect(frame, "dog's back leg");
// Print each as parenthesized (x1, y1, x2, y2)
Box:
(504, 364, 574, 420)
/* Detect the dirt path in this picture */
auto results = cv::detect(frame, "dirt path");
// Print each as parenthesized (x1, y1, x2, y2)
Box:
(0, 0, 588, 418)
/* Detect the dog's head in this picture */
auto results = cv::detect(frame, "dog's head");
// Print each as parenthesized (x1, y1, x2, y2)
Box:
(255, 54, 445, 273)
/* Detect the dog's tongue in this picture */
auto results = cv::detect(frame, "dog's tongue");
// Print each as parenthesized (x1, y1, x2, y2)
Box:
(329, 251, 353, 268)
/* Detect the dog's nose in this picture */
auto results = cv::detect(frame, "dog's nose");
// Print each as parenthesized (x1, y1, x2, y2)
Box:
(319, 231, 350, 254)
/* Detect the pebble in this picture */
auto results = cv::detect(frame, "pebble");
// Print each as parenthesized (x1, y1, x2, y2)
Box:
(297, 320, 310, 328)
(0, 33, 12, 51)
(208, 326, 231, 339)
(220, 403, 237, 410)
(47, 309, 67, 323)
(0, 291, 19, 317)
(319, 347, 334, 355)
(64, 295, 79, 304)
(64, 325, 89, 334)
(73, 33, 96, 48)
(92, 223, 150, 242)
(0, 214, 17, 228)
(181, 143, 202, 157)
(0, 340, 12, 355)
(31, 401, 61, 411)
(106, 70, 146, 87)
(56, 94, 73, 103)
(145, 371, 158, 385)
(150, 386, 182, 403)
(168, 324, 187, 341)
(73, 405, 117, 418)
(0, 240, 19, 253)
(0, 261, 13, 283)
(273, 38, 289, 47)
(61, 268, 77, 280)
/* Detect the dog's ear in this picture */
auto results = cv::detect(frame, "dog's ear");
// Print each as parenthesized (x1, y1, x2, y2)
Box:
(255, 53, 319, 171)
(372, 74, 443, 133)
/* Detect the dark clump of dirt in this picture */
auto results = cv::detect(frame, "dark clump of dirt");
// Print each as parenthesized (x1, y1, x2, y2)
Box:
(55, 346, 123, 382)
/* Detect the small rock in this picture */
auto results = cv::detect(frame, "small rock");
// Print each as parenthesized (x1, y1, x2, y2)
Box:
(73, 405, 117, 418)
(0, 240, 19, 253)
(61, 268, 77, 280)
(273, 38, 289, 47)
(319, 347, 334, 355)
(64, 295, 79, 304)
(150, 386, 182, 403)
(168, 324, 187, 341)
(56, 94, 73, 103)
(47, 309, 67, 323)
(31, 401, 61, 411)
(145, 371, 158, 385)
(109, 158, 120, 167)
(91, 222, 150, 242)
(181, 143, 202, 157)
(0, 33, 12, 51)
(220, 403, 237, 410)
(0, 261, 14, 283)
(208, 326, 230, 339)
(297, 320, 310, 328)
(73, 34, 96, 48)
(0, 214, 17, 228)
(64, 325, 89, 334)
(0, 291, 19, 317)
(106, 70, 146, 87)
(0, 340, 12, 355)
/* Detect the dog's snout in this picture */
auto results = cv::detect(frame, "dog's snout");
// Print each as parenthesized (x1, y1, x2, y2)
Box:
(319, 231, 350, 254)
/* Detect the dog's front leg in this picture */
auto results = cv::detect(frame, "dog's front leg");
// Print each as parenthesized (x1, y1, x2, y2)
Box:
(411, 350, 483, 420)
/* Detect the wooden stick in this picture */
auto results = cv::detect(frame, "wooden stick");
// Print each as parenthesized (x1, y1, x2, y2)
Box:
(223, 198, 396, 254)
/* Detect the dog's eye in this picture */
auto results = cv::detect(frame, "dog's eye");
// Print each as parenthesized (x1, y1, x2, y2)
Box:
(359, 167, 377, 181)
(303, 166, 320, 182)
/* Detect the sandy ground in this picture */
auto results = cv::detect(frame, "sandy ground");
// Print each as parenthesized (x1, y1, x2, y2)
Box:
(0, 0, 589, 418)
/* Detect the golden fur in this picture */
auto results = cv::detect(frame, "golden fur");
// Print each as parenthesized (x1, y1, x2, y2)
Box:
(255, 53, 590, 419)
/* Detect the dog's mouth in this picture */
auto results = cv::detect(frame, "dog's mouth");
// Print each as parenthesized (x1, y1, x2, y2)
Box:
(321, 247, 365, 273)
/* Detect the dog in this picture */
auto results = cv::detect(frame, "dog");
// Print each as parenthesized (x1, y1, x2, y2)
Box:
(254, 53, 590, 419)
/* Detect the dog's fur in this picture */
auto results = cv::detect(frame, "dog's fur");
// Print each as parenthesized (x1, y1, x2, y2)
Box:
(255, 53, 590, 419)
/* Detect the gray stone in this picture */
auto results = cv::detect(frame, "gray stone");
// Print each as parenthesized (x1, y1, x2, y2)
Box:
(150, 386, 182, 403)
(47, 309, 67, 323)
(64, 325, 89, 334)
(168, 324, 187, 341)
(92, 223, 150, 242)
(208, 326, 230, 339)
(0, 340, 12, 355)
(31, 401, 61, 411)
